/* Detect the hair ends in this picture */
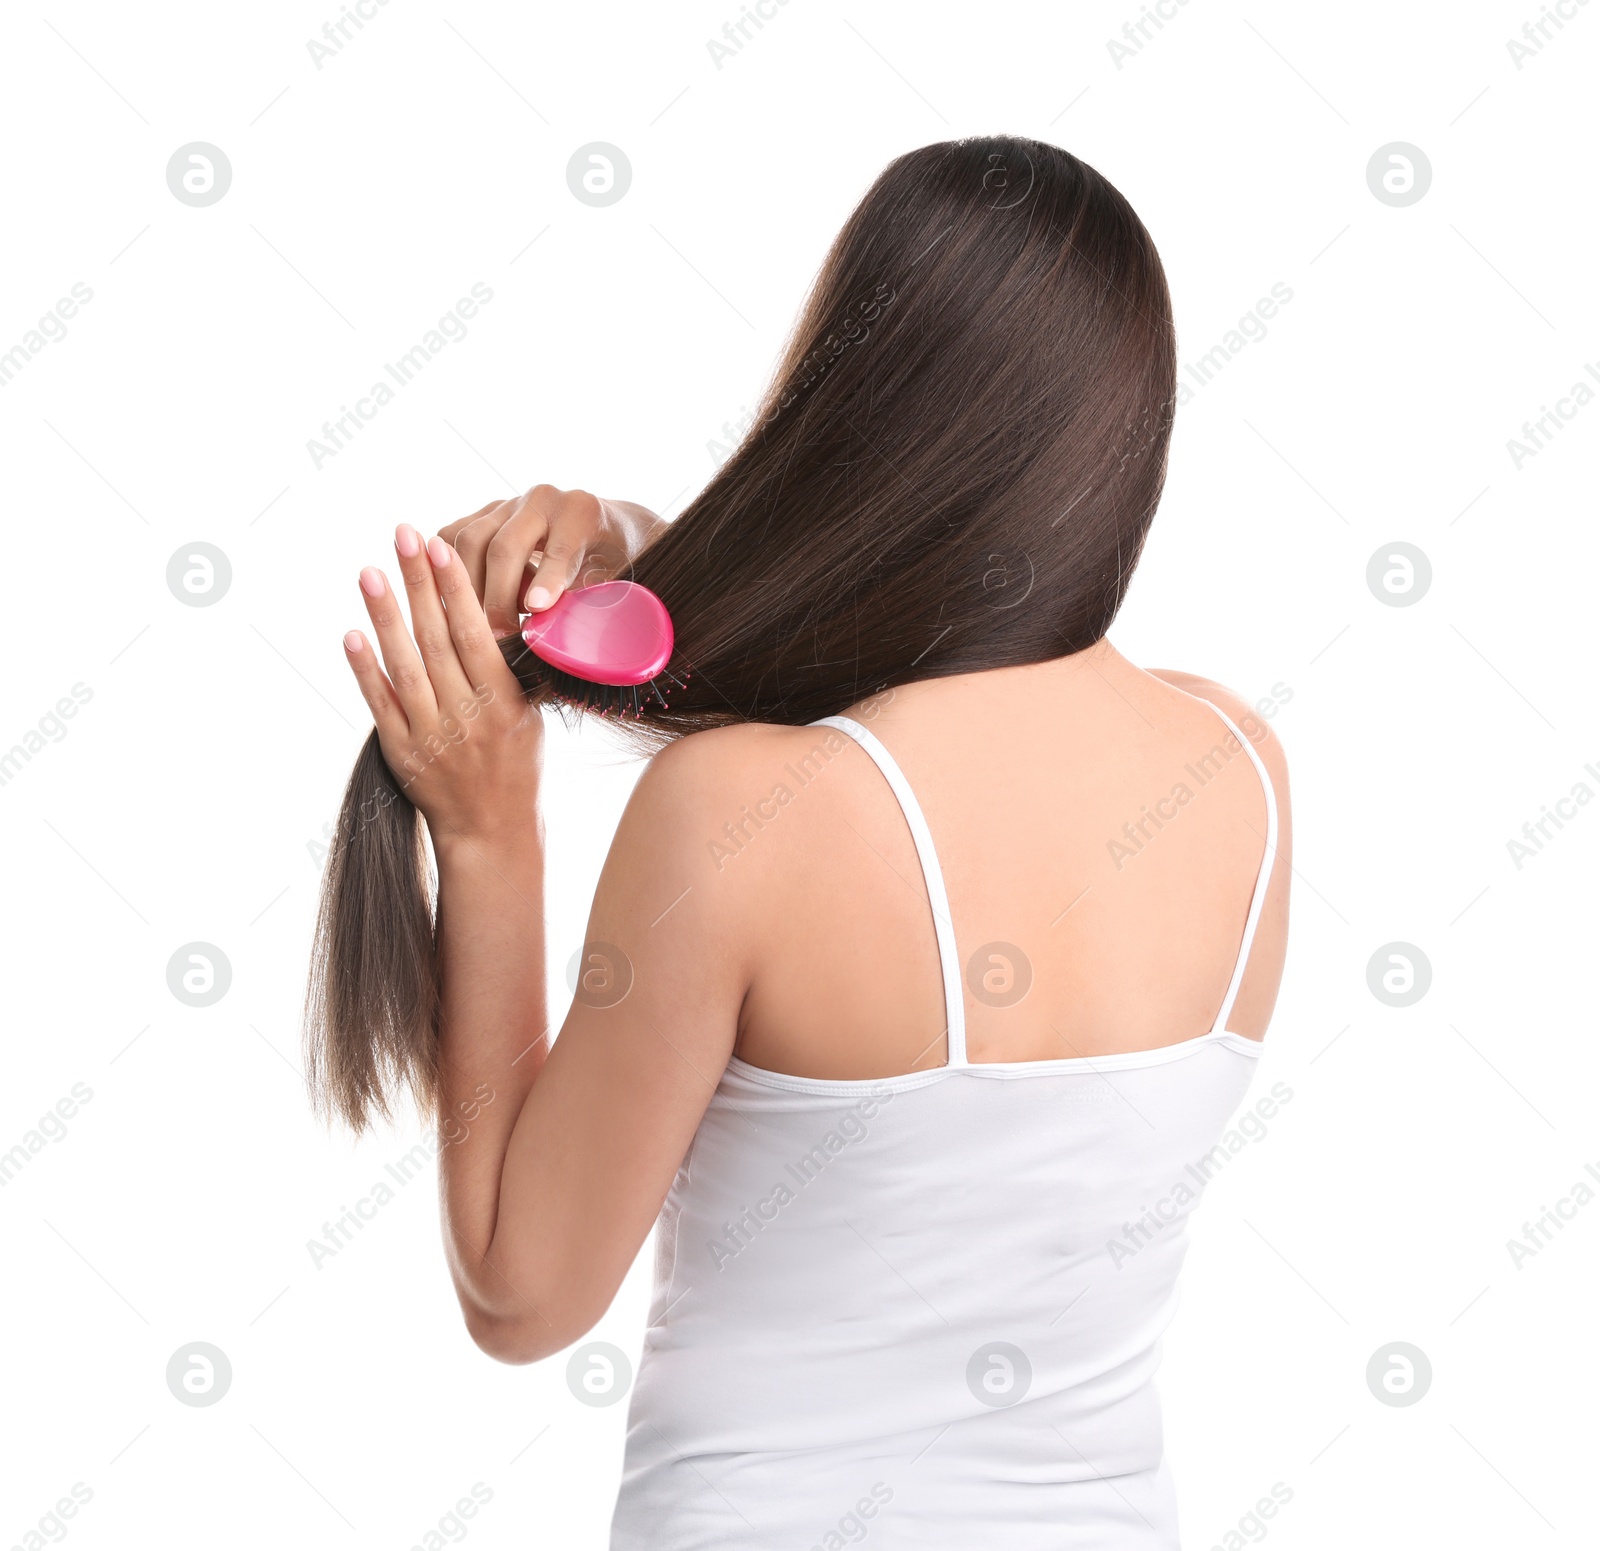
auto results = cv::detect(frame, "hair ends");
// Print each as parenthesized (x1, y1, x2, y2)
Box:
(304, 730, 441, 1132)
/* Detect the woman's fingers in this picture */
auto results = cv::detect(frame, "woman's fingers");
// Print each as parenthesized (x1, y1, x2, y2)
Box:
(524, 488, 604, 613)
(439, 500, 504, 550)
(451, 506, 510, 599)
(426, 535, 520, 698)
(391, 524, 475, 712)
(483, 496, 555, 638)
(348, 535, 517, 774)
(342, 630, 406, 742)
(441, 486, 625, 626)
(359, 565, 438, 725)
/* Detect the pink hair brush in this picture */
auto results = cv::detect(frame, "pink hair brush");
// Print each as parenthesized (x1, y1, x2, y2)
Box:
(519, 580, 687, 717)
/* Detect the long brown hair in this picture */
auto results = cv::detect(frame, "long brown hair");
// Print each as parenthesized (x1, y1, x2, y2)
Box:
(306, 135, 1178, 1130)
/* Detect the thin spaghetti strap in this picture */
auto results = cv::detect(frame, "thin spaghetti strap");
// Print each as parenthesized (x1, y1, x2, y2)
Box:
(812, 716, 968, 1067)
(1200, 704, 1279, 1035)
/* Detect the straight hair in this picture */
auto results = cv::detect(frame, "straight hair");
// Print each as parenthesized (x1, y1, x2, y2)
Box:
(306, 134, 1178, 1130)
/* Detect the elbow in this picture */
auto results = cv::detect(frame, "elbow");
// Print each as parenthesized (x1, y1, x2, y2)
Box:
(463, 1306, 556, 1366)
(461, 1300, 594, 1367)
(453, 1245, 616, 1365)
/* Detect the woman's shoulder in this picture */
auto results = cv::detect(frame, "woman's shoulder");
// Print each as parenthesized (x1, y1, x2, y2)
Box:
(609, 722, 846, 879)
(593, 721, 858, 957)
(1145, 668, 1291, 793)
(633, 721, 838, 806)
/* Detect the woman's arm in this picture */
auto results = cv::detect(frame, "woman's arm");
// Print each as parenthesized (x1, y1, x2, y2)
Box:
(430, 826, 552, 1355)
(440, 733, 754, 1362)
(344, 522, 749, 1364)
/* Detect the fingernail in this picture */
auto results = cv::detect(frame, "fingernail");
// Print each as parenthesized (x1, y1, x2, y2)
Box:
(527, 585, 551, 611)
(360, 567, 385, 597)
(427, 536, 452, 569)
(344, 631, 364, 652)
(395, 524, 420, 558)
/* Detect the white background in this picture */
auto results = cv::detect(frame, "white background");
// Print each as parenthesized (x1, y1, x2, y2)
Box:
(2, 0, 1596, 1546)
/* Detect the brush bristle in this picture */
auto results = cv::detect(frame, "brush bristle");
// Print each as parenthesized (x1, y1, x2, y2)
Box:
(535, 664, 690, 718)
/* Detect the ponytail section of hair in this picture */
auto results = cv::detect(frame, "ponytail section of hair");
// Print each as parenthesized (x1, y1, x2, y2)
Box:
(304, 729, 441, 1133)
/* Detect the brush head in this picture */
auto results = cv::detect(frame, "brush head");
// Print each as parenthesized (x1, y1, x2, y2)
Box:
(519, 580, 684, 717)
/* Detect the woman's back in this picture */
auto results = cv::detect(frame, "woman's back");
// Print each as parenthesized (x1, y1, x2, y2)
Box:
(611, 643, 1292, 1548)
(724, 641, 1289, 1079)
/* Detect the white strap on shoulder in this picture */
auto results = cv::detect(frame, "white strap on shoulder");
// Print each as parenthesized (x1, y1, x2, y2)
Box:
(812, 716, 968, 1066)
(1201, 704, 1280, 1035)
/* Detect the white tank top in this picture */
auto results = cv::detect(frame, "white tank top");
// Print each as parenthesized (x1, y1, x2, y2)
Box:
(610, 705, 1279, 1549)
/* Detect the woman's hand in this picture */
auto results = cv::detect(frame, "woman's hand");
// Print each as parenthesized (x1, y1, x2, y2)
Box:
(439, 485, 666, 640)
(344, 524, 543, 846)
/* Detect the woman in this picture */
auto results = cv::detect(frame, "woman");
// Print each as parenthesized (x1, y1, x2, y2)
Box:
(308, 135, 1292, 1548)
